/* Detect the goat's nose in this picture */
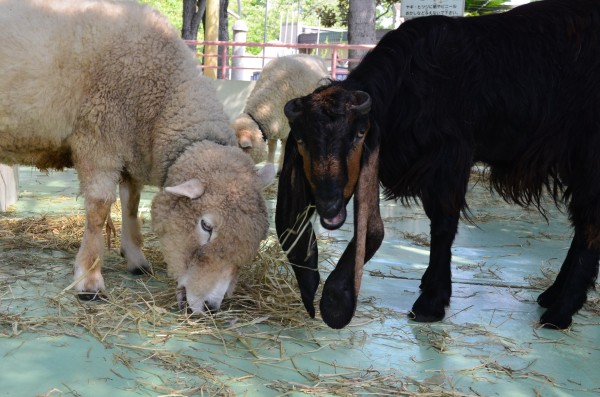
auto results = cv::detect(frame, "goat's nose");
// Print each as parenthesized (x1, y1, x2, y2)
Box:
(318, 196, 343, 217)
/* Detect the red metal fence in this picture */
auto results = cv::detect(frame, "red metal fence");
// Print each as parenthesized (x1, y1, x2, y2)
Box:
(184, 40, 376, 80)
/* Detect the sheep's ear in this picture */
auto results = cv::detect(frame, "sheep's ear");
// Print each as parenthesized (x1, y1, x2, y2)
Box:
(165, 179, 205, 199)
(275, 137, 320, 318)
(257, 163, 275, 188)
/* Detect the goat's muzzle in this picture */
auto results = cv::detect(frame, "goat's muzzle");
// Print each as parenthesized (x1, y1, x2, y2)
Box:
(317, 197, 347, 230)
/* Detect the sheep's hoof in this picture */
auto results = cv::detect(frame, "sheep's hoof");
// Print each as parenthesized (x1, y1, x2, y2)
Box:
(130, 265, 153, 276)
(77, 291, 107, 301)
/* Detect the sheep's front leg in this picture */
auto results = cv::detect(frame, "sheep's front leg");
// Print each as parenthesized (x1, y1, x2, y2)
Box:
(75, 197, 113, 299)
(119, 177, 151, 275)
(267, 139, 278, 165)
(277, 138, 287, 175)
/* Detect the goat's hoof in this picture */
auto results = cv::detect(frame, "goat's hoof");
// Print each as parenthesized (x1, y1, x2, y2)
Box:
(409, 293, 447, 322)
(407, 309, 445, 323)
(77, 291, 107, 301)
(540, 310, 572, 330)
(536, 287, 559, 308)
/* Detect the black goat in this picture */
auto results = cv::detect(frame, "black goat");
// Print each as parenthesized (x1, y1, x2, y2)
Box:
(276, 0, 600, 330)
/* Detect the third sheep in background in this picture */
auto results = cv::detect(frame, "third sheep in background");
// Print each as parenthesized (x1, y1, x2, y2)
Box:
(232, 54, 329, 172)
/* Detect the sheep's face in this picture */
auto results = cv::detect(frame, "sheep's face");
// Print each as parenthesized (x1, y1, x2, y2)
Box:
(151, 143, 275, 313)
(232, 114, 268, 163)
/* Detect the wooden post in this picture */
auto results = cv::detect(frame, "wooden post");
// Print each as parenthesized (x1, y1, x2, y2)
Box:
(204, 0, 219, 79)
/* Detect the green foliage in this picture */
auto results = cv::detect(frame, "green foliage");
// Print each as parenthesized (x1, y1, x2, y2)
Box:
(136, 0, 516, 46)
(465, 0, 512, 15)
(138, 0, 182, 31)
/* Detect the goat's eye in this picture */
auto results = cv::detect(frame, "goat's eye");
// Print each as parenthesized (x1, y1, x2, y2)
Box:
(357, 130, 365, 139)
(296, 138, 304, 145)
(201, 219, 213, 233)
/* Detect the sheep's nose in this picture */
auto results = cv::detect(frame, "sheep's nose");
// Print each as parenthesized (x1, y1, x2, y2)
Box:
(204, 302, 220, 313)
(239, 137, 253, 148)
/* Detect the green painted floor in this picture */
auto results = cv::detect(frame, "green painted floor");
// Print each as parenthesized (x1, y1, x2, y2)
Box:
(0, 167, 598, 396)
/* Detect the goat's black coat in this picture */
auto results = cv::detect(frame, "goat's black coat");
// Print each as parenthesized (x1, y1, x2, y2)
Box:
(276, 0, 600, 329)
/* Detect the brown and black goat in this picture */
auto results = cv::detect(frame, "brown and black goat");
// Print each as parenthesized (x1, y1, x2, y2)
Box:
(275, 0, 600, 329)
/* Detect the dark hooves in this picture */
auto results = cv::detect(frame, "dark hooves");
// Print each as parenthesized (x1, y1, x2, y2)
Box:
(319, 277, 356, 329)
(536, 287, 559, 309)
(77, 291, 107, 301)
(130, 265, 154, 276)
(408, 291, 448, 323)
(407, 310, 445, 323)
(539, 311, 572, 330)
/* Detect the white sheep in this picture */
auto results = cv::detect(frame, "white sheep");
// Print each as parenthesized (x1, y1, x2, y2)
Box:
(0, 0, 275, 313)
(232, 54, 329, 171)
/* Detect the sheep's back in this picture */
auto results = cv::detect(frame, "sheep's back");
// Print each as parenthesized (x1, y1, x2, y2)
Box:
(244, 55, 329, 140)
(0, 0, 199, 172)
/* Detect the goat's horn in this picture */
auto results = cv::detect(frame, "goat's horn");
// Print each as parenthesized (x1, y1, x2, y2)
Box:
(351, 91, 372, 115)
(284, 98, 303, 123)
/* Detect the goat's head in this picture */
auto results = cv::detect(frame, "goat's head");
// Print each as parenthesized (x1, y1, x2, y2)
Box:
(284, 85, 372, 229)
(276, 84, 383, 329)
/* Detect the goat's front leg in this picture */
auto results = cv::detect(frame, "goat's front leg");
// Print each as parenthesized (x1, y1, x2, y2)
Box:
(75, 196, 114, 299)
(119, 176, 151, 275)
(409, 201, 460, 322)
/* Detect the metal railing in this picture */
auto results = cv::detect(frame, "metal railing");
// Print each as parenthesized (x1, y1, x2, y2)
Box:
(184, 40, 376, 80)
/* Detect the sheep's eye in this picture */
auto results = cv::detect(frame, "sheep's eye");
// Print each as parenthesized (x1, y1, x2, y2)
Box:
(201, 219, 213, 233)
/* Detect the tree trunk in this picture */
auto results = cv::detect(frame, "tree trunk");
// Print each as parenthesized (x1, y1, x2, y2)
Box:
(182, 0, 206, 52)
(348, 0, 376, 70)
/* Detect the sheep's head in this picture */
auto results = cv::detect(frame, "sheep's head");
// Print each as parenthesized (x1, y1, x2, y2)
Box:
(232, 113, 268, 163)
(151, 141, 275, 313)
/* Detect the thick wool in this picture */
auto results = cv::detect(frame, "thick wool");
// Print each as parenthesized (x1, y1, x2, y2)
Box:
(232, 54, 329, 167)
(0, 0, 272, 312)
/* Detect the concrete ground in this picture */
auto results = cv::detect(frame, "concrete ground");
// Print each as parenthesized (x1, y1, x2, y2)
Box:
(0, 165, 598, 397)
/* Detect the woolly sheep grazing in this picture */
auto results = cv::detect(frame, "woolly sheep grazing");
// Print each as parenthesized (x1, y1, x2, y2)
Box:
(232, 54, 329, 171)
(0, 0, 275, 313)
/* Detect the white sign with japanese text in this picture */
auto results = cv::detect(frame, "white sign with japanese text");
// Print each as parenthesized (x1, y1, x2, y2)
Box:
(401, 0, 465, 18)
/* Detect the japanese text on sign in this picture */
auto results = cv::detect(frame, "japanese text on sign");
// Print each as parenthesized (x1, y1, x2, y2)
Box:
(401, 0, 465, 18)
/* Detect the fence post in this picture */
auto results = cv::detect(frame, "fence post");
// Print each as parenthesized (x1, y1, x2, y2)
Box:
(232, 20, 248, 81)
(331, 48, 338, 80)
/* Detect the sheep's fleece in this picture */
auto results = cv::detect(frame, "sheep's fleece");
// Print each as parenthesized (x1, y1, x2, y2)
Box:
(232, 54, 329, 167)
(0, 0, 275, 313)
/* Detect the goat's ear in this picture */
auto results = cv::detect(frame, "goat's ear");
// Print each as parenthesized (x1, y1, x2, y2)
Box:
(284, 98, 303, 123)
(257, 163, 275, 188)
(165, 179, 205, 199)
(349, 91, 372, 115)
(275, 137, 320, 318)
(320, 144, 384, 329)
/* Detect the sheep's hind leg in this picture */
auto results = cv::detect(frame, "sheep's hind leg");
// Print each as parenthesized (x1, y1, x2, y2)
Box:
(75, 196, 113, 300)
(119, 176, 151, 275)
